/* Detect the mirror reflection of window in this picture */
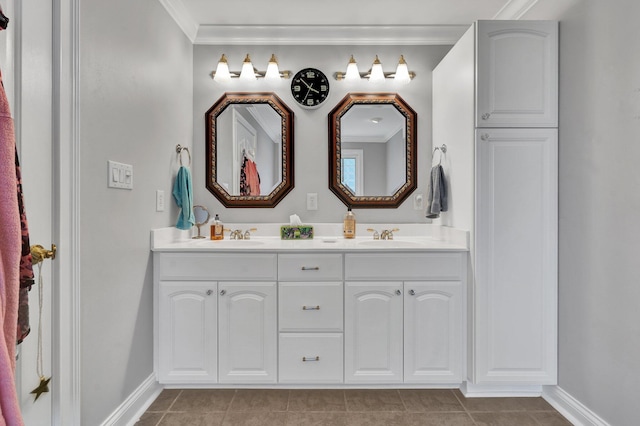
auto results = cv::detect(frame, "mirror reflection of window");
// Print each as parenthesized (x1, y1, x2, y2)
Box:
(341, 149, 363, 196)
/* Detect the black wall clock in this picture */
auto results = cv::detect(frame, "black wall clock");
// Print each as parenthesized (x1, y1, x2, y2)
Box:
(291, 68, 330, 108)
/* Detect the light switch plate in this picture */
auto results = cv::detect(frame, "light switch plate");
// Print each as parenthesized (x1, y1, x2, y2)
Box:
(108, 160, 133, 190)
(307, 193, 318, 210)
(413, 193, 424, 210)
(156, 190, 165, 211)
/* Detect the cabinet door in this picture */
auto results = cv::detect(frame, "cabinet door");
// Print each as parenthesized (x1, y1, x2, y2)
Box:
(404, 282, 463, 383)
(476, 20, 558, 127)
(158, 281, 217, 384)
(218, 282, 277, 383)
(475, 129, 558, 384)
(345, 282, 403, 383)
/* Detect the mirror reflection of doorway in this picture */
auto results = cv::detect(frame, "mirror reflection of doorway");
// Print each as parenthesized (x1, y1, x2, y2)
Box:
(232, 109, 257, 195)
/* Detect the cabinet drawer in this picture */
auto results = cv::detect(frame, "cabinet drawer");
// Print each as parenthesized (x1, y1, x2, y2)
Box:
(279, 282, 343, 332)
(345, 252, 463, 281)
(279, 333, 343, 383)
(158, 252, 277, 280)
(278, 254, 343, 281)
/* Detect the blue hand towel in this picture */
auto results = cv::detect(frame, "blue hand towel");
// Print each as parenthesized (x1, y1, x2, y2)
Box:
(426, 164, 448, 219)
(172, 166, 195, 230)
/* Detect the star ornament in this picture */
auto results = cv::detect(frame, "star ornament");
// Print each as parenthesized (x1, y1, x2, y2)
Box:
(30, 376, 51, 401)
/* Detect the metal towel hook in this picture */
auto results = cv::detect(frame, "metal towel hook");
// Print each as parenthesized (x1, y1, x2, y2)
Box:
(176, 144, 191, 166)
(433, 144, 447, 165)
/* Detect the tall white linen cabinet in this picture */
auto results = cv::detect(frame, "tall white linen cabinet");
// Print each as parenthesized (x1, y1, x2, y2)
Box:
(433, 20, 558, 393)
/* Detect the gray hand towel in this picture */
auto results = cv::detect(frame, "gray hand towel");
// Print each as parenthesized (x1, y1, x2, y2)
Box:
(426, 164, 447, 218)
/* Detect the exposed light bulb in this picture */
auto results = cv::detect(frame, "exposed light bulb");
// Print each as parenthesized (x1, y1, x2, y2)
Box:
(213, 54, 231, 82)
(264, 54, 281, 81)
(239, 54, 257, 81)
(394, 55, 411, 84)
(345, 55, 360, 81)
(369, 55, 385, 83)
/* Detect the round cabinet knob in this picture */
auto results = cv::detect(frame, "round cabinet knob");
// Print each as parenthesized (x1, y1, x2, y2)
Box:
(206, 290, 213, 296)
(220, 289, 226, 296)
(409, 289, 415, 296)
(481, 133, 490, 141)
(395, 289, 402, 296)
(482, 113, 491, 120)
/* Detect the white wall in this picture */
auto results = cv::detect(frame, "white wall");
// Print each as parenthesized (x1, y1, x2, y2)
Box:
(525, 1, 640, 425)
(192, 45, 450, 223)
(79, 0, 192, 424)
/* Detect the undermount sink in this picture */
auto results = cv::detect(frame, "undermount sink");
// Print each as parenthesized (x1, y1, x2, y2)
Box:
(357, 240, 425, 248)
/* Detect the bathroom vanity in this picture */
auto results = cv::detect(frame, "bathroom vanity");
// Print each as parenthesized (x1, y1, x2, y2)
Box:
(152, 225, 468, 388)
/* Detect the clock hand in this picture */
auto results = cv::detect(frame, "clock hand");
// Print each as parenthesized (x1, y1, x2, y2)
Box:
(300, 79, 313, 90)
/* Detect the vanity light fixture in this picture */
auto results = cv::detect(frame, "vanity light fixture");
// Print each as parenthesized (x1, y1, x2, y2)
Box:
(213, 54, 232, 82)
(212, 53, 291, 83)
(368, 55, 385, 83)
(239, 54, 257, 81)
(333, 55, 416, 82)
(394, 55, 411, 84)
(344, 55, 360, 81)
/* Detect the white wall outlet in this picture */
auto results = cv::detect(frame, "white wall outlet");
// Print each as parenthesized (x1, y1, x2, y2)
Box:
(307, 193, 318, 210)
(156, 190, 165, 212)
(413, 193, 424, 210)
(108, 160, 133, 190)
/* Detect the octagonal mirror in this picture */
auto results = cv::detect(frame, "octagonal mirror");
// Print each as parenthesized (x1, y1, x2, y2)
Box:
(329, 93, 417, 208)
(205, 92, 294, 207)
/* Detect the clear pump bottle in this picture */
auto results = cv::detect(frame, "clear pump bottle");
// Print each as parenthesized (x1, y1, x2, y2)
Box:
(343, 207, 356, 239)
(210, 214, 224, 240)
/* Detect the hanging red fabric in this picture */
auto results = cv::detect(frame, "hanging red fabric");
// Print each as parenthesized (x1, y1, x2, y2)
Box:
(0, 65, 26, 424)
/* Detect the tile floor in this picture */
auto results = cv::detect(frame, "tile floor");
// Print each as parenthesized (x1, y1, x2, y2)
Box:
(137, 388, 573, 426)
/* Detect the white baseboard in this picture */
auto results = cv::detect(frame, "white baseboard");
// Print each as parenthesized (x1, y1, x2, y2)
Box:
(542, 385, 611, 426)
(461, 382, 543, 397)
(100, 374, 163, 426)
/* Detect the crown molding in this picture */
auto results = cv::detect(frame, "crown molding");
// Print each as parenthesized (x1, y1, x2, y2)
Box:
(194, 25, 468, 45)
(158, 0, 198, 42)
(493, 0, 539, 19)
(159, 0, 538, 46)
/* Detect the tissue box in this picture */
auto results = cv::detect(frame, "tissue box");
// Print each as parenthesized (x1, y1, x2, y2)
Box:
(280, 225, 314, 240)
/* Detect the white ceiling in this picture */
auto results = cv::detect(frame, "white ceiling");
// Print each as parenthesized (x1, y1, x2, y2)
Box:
(159, 0, 543, 44)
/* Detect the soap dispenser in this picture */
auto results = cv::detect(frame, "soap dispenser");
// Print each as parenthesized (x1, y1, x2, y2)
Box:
(211, 214, 224, 240)
(343, 207, 356, 239)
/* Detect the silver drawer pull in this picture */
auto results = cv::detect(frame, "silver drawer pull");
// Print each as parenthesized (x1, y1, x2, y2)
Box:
(301, 266, 320, 271)
(302, 356, 320, 362)
(302, 305, 320, 311)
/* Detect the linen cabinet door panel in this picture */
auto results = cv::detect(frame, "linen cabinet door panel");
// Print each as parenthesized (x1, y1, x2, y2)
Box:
(158, 281, 217, 384)
(345, 282, 403, 383)
(476, 20, 558, 128)
(218, 282, 277, 383)
(475, 129, 558, 384)
(404, 282, 463, 383)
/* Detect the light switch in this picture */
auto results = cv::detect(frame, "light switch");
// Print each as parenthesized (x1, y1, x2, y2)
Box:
(108, 160, 133, 190)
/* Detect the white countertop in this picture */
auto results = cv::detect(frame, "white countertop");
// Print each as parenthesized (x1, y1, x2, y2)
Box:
(151, 223, 469, 252)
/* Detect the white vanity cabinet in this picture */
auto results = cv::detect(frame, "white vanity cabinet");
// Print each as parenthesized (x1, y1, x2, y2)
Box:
(277, 253, 344, 384)
(154, 252, 277, 385)
(154, 246, 467, 387)
(344, 252, 465, 384)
